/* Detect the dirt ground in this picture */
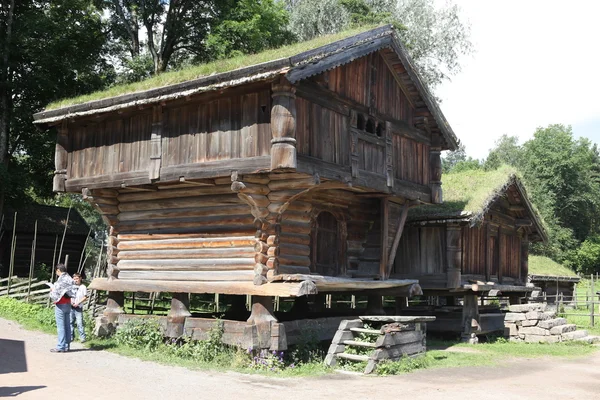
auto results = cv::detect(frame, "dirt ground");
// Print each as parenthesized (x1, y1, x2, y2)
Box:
(1, 317, 600, 400)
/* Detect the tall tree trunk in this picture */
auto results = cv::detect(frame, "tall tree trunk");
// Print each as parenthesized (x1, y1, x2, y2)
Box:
(0, 0, 15, 217)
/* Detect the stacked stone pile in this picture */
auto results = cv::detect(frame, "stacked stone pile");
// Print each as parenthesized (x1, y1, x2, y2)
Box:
(504, 303, 599, 344)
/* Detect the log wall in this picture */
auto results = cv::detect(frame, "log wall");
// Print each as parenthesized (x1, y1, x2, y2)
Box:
(104, 182, 258, 283)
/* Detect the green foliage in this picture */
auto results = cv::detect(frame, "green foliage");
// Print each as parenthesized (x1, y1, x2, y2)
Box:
(248, 349, 287, 372)
(565, 235, 600, 274)
(205, 0, 295, 60)
(114, 318, 164, 351)
(484, 134, 523, 171)
(0, 297, 56, 333)
(443, 143, 482, 173)
(289, 328, 325, 364)
(376, 356, 431, 375)
(165, 320, 231, 362)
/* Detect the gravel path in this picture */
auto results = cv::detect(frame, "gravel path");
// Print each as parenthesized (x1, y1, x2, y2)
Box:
(1, 317, 599, 400)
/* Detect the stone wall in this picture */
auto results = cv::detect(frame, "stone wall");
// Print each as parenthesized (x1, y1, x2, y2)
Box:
(504, 303, 580, 343)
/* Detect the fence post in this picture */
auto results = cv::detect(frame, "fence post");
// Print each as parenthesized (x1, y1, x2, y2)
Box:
(591, 274, 595, 327)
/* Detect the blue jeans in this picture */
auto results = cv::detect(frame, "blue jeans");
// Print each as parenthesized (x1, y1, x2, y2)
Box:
(70, 307, 86, 341)
(55, 303, 72, 351)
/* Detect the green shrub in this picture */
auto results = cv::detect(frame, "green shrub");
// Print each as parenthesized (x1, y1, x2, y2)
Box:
(165, 320, 231, 363)
(0, 297, 56, 329)
(114, 318, 163, 351)
(376, 356, 431, 375)
(289, 328, 324, 364)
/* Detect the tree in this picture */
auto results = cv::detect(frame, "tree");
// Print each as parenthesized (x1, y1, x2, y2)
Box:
(286, 0, 473, 89)
(101, 0, 293, 75)
(484, 134, 522, 170)
(0, 0, 15, 217)
(0, 0, 115, 215)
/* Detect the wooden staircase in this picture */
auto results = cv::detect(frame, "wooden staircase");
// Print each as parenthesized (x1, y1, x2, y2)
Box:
(324, 316, 435, 374)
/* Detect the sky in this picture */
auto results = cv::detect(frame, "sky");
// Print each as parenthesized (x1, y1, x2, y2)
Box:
(436, 0, 600, 159)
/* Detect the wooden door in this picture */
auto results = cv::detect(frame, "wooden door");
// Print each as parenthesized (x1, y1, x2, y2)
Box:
(314, 212, 340, 276)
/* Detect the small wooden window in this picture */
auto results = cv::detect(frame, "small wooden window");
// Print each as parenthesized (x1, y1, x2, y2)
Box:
(314, 212, 340, 276)
(357, 114, 366, 130)
(365, 118, 375, 134)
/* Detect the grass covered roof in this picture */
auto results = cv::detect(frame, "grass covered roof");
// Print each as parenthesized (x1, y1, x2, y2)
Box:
(45, 25, 381, 111)
(528, 255, 578, 278)
(410, 165, 521, 221)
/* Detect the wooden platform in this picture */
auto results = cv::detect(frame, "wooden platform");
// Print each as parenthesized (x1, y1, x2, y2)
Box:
(89, 276, 420, 297)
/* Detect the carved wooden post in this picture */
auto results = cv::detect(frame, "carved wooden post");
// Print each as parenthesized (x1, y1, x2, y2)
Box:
(385, 121, 393, 188)
(446, 224, 462, 288)
(366, 295, 385, 315)
(270, 78, 297, 170)
(166, 293, 191, 337)
(53, 122, 68, 192)
(429, 133, 443, 204)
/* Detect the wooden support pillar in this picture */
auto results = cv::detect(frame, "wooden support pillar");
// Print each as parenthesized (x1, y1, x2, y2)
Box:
(227, 295, 249, 320)
(166, 292, 191, 338)
(446, 224, 462, 288)
(366, 295, 385, 315)
(270, 78, 296, 170)
(461, 294, 480, 344)
(247, 296, 277, 325)
(379, 198, 389, 279)
(521, 232, 529, 284)
(104, 291, 124, 324)
(429, 133, 443, 204)
(53, 122, 68, 192)
(350, 111, 359, 178)
(509, 294, 521, 305)
(394, 296, 408, 314)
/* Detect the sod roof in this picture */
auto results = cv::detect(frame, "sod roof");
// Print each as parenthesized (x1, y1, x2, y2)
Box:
(45, 25, 381, 111)
(528, 255, 578, 279)
(32, 24, 458, 150)
(409, 166, 548, 241)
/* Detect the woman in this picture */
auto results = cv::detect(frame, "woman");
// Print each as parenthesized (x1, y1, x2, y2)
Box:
(49, 263, 77, 353)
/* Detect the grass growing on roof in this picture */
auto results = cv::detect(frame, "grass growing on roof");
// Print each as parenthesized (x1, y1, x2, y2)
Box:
(46, 25, 381, 111)
(410, 165, 518, 220)
(528, 255, 577, 277)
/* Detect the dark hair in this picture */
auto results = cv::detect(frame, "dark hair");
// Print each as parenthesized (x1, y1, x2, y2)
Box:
(73, 273, 82, 279)
(56, 264, 67, 273)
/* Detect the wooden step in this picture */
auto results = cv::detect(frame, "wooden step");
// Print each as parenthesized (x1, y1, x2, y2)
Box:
(343, 340, 378, 348)
(336, 353, 370, 362)
(350, 327, 380, 335)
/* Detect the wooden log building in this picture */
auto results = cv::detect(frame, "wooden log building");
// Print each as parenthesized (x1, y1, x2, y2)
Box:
(527, 256, 580, 304)
(33, 25, 459, 349)
(0, 205, 89, 277)
(392, 167, 548, 342)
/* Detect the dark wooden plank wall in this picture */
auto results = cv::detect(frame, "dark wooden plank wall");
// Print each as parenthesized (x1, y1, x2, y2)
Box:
(323, 53, 412, 122)
(296, 53, 427, 185)
(462, 226, 486, 276)
(295, 98, 350, 166)
(394, 226, 445, 275)
(500, 232, 521, 279)
(163, 90, 271, 166)
(393, 136, 429, 184)
(69, 113, 153, 179)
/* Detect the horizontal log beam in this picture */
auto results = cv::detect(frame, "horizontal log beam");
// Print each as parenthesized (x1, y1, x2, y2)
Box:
(118, 247, 255, 260)
(89, 278, 318, 297)
(118, 270, 254, 281)
(117, 258, 254, 270)
(117, 236, 256, 250)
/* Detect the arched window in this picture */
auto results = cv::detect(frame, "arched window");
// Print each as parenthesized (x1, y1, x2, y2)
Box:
(313, 212, 340, 276)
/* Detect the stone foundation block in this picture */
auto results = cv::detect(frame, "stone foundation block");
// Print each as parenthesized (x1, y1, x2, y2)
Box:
(524, 334, 560, 343)
(504, 323, 518, 336)
(550, 324, 576, 335)
(519, 327, 550, 336)
(562, 330, 588, 341)
(505, 312, 526, 322)
(543, 311, 557, 319)
(521, 320, 538, 327)
(508, 304, 546, 313)
(525, 311, 550, 321)
(538, 318, 567, 329)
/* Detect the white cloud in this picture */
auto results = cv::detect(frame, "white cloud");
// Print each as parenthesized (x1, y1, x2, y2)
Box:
(436, 0, 600, 158)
